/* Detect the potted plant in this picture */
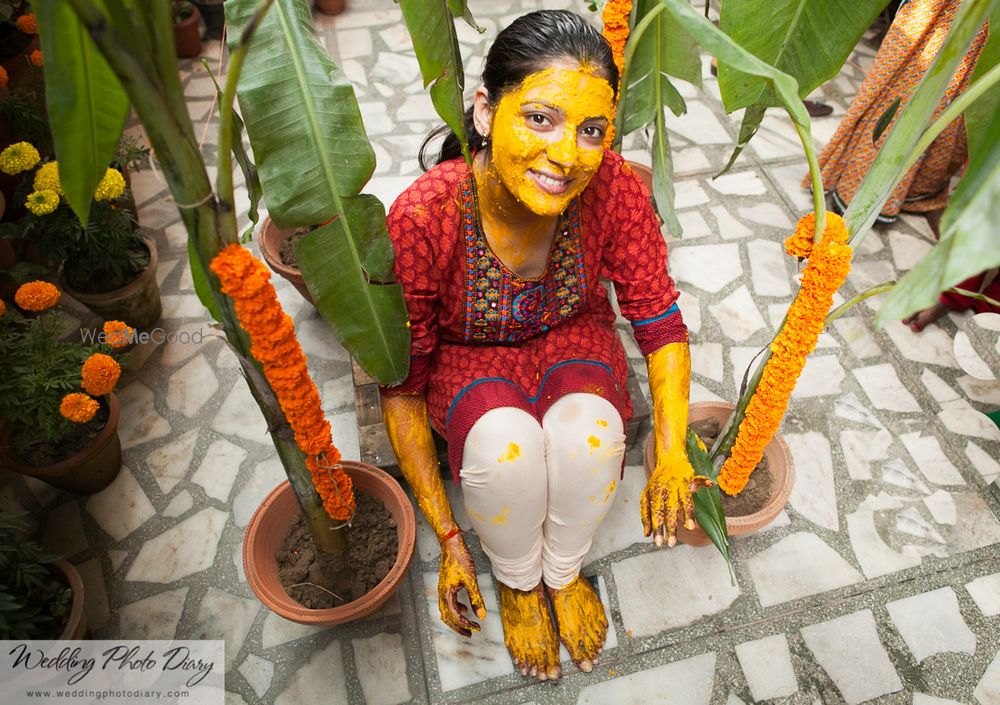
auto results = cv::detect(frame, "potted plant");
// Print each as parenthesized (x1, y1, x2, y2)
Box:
(0, 1, 39, 90)
(313, 0, 344, 16)
(0, 511, 86, 639)
(608, 0, 1000, 561)
(32, 0, 425, 624)
(0, 281, 129, 493)
(258, 216, 314, 304)
(0, 144, 161, 328)
(172, 0, 201, 58)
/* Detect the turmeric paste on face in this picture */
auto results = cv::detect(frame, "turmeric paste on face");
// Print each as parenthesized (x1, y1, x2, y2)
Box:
(487, 66, 614, 217)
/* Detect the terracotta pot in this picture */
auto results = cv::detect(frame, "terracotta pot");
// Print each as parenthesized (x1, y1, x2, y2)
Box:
(315, 0, 346, 15)
(0, 34, 39, 92)
(243, 461, 416, 625)
(60, 236, 162, 329)
(625, 160, 664, 227)
(643, 401, 795, 546)
(173, 6, 202, 58)
(259, 216, 314, 305)
(0, 394, 122, 494)
(53, 559, 88, 639)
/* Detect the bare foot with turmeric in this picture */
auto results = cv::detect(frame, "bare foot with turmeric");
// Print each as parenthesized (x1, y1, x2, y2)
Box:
(902, 302, 948, 332)
(546, 576, 607, 673)
(497, 582, 561, 681)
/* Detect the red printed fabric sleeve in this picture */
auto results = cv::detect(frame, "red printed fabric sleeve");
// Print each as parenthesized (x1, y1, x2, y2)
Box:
(597, 155, 687, 355)
(381, 166, 460, 395)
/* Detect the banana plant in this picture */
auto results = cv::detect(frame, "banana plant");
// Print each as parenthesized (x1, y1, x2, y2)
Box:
(715, 0, 886, 173)
(226, 0, 410, 385)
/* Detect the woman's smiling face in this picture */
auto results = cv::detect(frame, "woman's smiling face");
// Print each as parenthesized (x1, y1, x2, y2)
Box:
(487, 61, 614, 216)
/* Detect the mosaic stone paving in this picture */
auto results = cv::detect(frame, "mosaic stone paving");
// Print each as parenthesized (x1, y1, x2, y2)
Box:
(3, 1, 999, 704)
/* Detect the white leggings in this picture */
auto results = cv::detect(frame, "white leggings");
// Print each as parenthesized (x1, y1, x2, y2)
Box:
(459, 393, 625, 590)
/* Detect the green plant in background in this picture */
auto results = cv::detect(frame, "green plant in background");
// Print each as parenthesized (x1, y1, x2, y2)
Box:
(0, 512, 72, 640)
(172, 0, 195, 24)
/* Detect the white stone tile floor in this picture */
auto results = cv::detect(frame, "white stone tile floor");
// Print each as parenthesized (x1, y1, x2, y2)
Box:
(2, 1, 998, 704)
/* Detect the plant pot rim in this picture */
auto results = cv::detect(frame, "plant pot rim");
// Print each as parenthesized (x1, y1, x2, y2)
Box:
(258, 217, 302, 279)
(643, 400, 796, 533)
(59, 235, 158, 303)
(243, 461, 416, 624)
(0, 393, 120, 478)
(53, 558, 87, 639)
(174, 5, 201, 29)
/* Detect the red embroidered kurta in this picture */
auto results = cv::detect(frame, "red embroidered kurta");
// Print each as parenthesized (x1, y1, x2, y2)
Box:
(383, 151, 686, 477)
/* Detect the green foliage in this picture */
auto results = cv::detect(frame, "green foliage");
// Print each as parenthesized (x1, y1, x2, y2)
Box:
(965, 8, 1000, 155)
(228, 0, 409, 384)
(113, 134, 152, 174)
(172, 0, 194, 23)
(0, 512, 73, 640)
(0, 72, 52, 154)
(35, 0, 130, 224)
(296, 198, 411, 385)
(398, 0, 474, 164)
(0, 308, 97, 456)
(686, 428, 731, 571)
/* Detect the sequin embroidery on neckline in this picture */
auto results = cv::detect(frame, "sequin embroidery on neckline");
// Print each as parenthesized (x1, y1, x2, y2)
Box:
(461, 175, 587, 344)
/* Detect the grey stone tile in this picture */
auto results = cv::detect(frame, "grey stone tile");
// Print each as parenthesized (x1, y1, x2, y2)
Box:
(734, 634, 798, 701)
(748, 532, 862, 607)
(576, 652, 716, 705)
(801, 609, 904, 705)
(886, 587, 976, 663)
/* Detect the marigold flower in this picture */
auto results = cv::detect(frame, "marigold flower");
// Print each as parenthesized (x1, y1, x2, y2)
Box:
(0, 299, 6, 317)
(25, 189, 59, 216)
(60, 393, 99, 423)
(14, 280, 60, 312)
(717, 213, 852, 495)
(0, 66, 8, 90)
(81, 353, 121, 396)
(15, 13, 37, 34)
(0, 141, 40, 175)
(29, 49, 42, 67)
(33, 161, 62, 195)
(602, 0, 633, 77)
(103, 320, 134, 348)
(94, 168, 126, 202)
(209, 244, 354, 520)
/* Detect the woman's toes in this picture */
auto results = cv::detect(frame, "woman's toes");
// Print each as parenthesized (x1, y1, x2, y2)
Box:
(547, 663, 562, 681)
(577, 657, 593, 673)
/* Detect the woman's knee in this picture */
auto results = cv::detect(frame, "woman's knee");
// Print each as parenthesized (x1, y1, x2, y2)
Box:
(541, 393, 625, 461)
(460, 406, 546, 491)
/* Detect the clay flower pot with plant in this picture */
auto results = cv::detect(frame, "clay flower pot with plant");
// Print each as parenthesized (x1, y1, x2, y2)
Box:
(0, 142, 162, 328)
(0, 281, 130, 494)
(172, 0, 201, 58)
(0, 511, 86, 640)
(605, 0, 1000, 562)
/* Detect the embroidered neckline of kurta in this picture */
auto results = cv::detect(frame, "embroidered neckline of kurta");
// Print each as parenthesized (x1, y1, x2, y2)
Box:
(461, 176, 587, 344)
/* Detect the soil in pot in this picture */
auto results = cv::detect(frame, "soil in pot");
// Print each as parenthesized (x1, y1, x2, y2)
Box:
(278, 228, 309, 269)
(689, 416, 772, 517)
(11, 400, 110, 468)
(277, 493, 398, 609)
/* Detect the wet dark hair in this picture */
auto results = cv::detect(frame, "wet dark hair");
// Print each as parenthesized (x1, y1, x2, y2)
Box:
(418, 10, 619, 170)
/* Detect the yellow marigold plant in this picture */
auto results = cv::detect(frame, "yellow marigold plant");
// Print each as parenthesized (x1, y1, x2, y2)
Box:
(94, 168, 126, 201)
(0, 141, 40, 175)
(33, 161, 62, 195)
(25, 190, 59, 216)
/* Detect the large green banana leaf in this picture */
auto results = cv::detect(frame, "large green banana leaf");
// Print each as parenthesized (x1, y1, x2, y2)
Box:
(875, 98, 1000, 325)
(226, 0, 375, 228)
(296, 197, 410, 384)
(715, 0, 885, 173)
(618, 0, 701, 237)
(717, 0, 886, 111)
(228, 0, 409, 385)
(398, 0, 472, 163)
(966, 9, 1000, 154)
(35, 0, 130, 224)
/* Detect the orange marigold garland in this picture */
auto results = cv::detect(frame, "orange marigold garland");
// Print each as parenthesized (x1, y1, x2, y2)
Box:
(209, 244, 354, 520)
(81, 353, 121, 396)
(103, 320, 134, 348)
(60, 393, 99, 423)
(602, 0, 633, 77)
(14, 281, 60, 311)
(15, 13, 37, 34)
(717, 213, 852, 495)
